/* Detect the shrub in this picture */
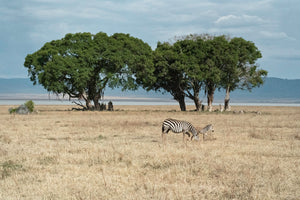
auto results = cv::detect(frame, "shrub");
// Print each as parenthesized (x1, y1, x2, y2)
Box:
(8, 100, 35, 114)
(8, 108, 17, 114)
(25, 100, 34, 112)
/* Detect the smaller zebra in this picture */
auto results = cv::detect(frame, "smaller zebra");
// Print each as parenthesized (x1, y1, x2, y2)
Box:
(199, 124, 214, 140)
(162, 118, 200, 143)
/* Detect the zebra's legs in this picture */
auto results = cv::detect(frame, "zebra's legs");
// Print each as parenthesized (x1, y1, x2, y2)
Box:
(183, 133, 187, 147)
(183, 132, 190, 146)
(162, 128, 169, 145)
(183, 132, 191, 141)
(161, 132, 165, 144)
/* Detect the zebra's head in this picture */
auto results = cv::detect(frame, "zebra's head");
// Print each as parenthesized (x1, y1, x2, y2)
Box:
(199, 124, 214, 134)
(193, 135, 200, 141)
(191, 131, 200, 141)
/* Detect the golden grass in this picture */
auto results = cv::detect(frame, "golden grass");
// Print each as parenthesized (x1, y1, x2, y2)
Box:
(0, 105, 299, 199)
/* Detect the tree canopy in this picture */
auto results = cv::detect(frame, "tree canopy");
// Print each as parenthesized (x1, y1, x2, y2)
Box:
(24, 32, 267, 111)
(151, 42, 188, 111)
(24, 32, 152, 110)
(219, 37, 267, 110)
(139, 34, 267, 111)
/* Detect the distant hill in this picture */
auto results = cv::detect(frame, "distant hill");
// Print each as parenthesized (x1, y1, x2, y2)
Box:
(0, 77, 299, 103)
(229, 77, 300, 103)
(0, 78, 46, 94)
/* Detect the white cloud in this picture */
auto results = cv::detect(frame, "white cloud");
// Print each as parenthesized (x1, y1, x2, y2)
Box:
(1, 0, 300, 78)
(215, 14, 266, 27)
(259, 31, 295, 40)
(22, 4, 119, 21)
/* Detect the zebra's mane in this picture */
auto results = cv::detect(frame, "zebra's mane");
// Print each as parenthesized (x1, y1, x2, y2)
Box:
(187, 121, 198, 135)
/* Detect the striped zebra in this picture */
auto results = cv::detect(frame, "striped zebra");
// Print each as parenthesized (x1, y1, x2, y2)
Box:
(162, 118, 200, 143)
(199, 124, 214, 140)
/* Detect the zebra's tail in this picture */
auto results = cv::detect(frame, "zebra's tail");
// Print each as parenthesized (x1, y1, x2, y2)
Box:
(162, 125, 165, 133)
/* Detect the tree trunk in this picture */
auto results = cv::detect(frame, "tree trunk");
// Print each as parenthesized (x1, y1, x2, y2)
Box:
(86, 100, 92, 110)
(178, 97, 186, 111)
(93, 93, 101, 111)
(224, 86, 231, 111)
(207, 90, 214, 112)
(193, 96, 202, 111)
(189, 89, 202, 111)
(174, 93, 186, 111)
(93, 99, 100, 110)
(80, 92, 93, 110)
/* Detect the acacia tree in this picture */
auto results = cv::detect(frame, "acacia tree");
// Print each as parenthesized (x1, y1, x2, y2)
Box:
(140, 35, 208, 111)
(24, 32, 152, 110)
(170, 35, 229, 111)
(176, 35, 267, 112)
(138, 36, 209, 112)
(141, 42, 188, 111)
(221, 37, 267, 111)
(145, 34, 267, 112)
(172, 38, 206, 111)
(202, 36, 226, 112)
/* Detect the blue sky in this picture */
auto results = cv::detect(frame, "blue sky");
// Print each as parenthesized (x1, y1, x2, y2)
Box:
(0, 0, 299, 79)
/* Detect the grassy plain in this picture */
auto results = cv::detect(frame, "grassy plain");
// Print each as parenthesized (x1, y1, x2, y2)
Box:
(0, 105, 299, 199)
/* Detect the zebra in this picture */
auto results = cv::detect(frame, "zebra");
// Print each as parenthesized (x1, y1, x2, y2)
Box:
(162, 118, 200, 143)
(199, 124, 214, 140)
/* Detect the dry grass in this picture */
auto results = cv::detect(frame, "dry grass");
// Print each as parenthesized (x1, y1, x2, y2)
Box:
(0, 105, 299, 199)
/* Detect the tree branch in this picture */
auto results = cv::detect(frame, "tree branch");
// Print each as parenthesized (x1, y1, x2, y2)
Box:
(72, 100, 86, 110)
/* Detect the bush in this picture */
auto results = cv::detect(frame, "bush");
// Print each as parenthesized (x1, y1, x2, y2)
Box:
(24, 100, 34, 112)
(8, 100, 35, 114)
(8, 108, 17, 114)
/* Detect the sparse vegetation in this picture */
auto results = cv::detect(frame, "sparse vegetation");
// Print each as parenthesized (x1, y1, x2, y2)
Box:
(0, 160, 23, 179)
(0, 105, 299, 199)
(8, 100, 35, 114)
(24, 100, 34, 113)
(8, 107, 17, 114)
(97, 135, 107, 140)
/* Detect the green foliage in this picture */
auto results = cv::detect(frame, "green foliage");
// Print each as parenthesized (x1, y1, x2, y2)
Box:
(24, 32, 152, 110)
(25, 100, 34, 112)
(9, 100, 34, 114)
(222, 37, 267, 92)
(24, 31, 267, 111)
(136, 35, 229, 110)
(149, 42, 188, 110)
(8, 108, 17, 114)
(145, 34, 266, 111)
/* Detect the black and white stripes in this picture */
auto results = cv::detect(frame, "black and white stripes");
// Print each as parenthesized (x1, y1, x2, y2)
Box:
(199, 124, 214, 140)
(162, 118, 199, 142)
